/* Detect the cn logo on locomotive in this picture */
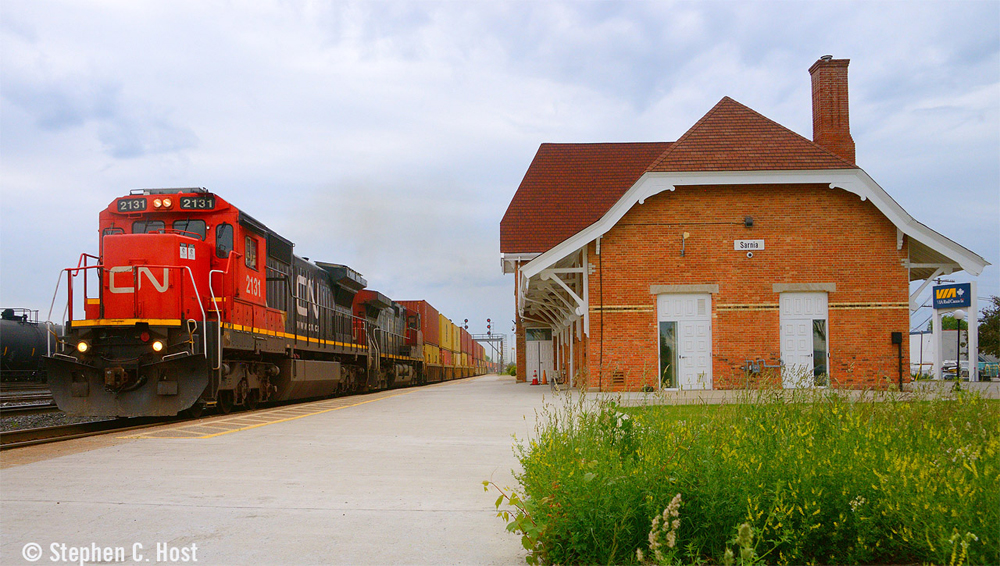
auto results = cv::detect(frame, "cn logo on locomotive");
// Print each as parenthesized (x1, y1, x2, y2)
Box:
(296, 274, 320, 318)
(109, 266, 170, 294)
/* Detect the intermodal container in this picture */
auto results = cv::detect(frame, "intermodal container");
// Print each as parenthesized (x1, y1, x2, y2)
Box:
(438, 314, 449, 352)
(447, 319, 458, 353)
(399, 300, 440, 346)
(423, 343, 440, 365)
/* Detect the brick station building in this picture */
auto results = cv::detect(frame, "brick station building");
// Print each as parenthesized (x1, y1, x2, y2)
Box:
(500, 57, 988, 391)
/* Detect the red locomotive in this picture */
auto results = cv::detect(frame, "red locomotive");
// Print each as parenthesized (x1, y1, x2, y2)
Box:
(46, 188, 486, 417)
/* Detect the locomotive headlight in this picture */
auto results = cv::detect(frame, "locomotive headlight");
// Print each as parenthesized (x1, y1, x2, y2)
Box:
(162, 198, 172, 208)
(152, 340, 165, 352)
(77, 341, 90, 354)
(153, 198, 163, 208)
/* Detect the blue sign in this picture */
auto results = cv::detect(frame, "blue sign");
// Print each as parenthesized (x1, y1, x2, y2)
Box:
(932, 283, 972, 309)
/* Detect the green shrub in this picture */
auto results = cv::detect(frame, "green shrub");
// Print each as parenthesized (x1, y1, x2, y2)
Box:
(490, 389, 999, 565)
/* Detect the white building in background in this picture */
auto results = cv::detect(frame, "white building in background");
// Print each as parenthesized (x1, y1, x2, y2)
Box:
(910, 329, 972, 377)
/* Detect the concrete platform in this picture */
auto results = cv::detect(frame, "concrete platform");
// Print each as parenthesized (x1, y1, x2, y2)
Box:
(1, 375, 550, 565)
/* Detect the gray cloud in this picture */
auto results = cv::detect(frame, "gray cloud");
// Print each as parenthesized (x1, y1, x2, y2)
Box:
(3, 71, 197, 158)
(2, 73, 118, 130)
(96, 107, 198, 159)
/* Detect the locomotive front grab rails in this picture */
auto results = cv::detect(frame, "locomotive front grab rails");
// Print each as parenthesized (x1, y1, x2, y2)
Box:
(60, 262, 209, 360)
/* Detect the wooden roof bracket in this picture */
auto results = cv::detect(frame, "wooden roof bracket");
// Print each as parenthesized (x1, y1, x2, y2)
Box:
(541, 268, 586, 317)
(908, 264, 956, 312)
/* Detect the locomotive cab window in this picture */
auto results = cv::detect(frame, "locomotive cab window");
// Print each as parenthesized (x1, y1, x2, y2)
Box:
(102, 227, 124, 255)
(172, 219, 206, 240)
(132, 220, 165, 234)
(216, 223, 234, 259)
(245, 236, 258, 270)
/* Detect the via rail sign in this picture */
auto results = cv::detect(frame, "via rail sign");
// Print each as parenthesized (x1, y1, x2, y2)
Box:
(932, 283, 972, 309)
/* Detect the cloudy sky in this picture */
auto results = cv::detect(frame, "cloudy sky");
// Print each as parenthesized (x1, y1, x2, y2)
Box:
(2, 1, 997, 356)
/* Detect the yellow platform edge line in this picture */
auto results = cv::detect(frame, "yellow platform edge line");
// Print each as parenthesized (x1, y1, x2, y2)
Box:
(119, 377, 469, 440)
(196, 391, 415, 439)
(120, 390, 412, 440)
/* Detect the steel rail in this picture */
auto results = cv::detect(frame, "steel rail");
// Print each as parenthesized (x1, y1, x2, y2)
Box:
(0, 393, 54, 404)
(0, 418, 172, 450)
(0, 402, 60, 417)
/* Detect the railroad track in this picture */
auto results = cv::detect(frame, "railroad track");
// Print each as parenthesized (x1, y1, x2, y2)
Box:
(1, 392, 53, 403)
(1, 383, 54, 406)
(0, 402, 60, 416)
(0, 382, 50, 393)
(0, 418, 172, 450)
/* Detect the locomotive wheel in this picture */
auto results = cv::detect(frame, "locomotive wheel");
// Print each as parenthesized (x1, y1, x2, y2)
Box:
(245, 389, 259, 411)
(217, 390, 234, 414)
(184, 401, 205, 418)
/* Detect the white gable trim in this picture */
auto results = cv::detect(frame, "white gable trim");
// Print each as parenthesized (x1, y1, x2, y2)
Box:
(519, 168, 988, 280)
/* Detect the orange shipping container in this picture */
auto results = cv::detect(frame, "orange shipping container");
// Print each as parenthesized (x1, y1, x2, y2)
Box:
(399, 300, 440, 346)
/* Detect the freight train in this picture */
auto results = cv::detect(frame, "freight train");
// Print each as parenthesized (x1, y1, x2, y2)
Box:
(45, 188, 487, 417)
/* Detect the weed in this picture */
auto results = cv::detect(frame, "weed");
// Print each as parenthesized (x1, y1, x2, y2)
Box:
(491, 386, 999, 565)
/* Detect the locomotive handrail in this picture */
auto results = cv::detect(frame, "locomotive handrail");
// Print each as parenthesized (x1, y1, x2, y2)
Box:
(45, 321, 59, 357)
(164, 264, 208, 360)
(168, 228, 204, 240)
(208, 250, 242, 371)
(59, 262, 209, 360)
(133, 228, 205, 240)
(77, 253, 101, 316)
(46, 269, 66, 329)
(76, 253, 100, 269)
(62, 264, 103, 324)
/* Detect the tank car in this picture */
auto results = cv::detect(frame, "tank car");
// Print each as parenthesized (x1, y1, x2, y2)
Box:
(45, 188, 453, 417)
(1, 308, 60, 382)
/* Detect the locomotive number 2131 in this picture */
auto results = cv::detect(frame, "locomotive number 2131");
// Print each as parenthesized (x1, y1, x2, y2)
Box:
(246, 275, 261, 298)
(180, 196, 215, 209)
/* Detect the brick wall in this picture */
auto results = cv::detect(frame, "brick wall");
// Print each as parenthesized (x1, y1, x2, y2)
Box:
(584, 183, 910, 391)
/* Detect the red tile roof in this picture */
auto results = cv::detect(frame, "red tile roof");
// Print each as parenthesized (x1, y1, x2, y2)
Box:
(501, 97, 858, 254)
(647, 97, 858, 172)
(500, 142, 671, 254)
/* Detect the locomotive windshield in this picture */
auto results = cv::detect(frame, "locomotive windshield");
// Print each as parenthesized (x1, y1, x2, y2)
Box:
(172, 219, 207, 240)
(133, 220, 165, 233)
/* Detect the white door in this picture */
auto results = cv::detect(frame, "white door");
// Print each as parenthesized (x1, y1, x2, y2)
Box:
(538, 340, 554, 381)
(780, 292, 829, 388)
(525, 330, 554, 382)
(657, 294, 712, 389)
(526, 339, 539, 379)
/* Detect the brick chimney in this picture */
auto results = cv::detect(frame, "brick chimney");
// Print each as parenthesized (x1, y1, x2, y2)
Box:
(809, 55, 855, 164)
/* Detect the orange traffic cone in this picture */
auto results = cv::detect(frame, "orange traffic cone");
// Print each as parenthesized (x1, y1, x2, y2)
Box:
(541, 371, 547, 385)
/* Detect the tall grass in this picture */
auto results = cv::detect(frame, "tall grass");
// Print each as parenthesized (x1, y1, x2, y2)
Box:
(489, 387, 999, 565)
